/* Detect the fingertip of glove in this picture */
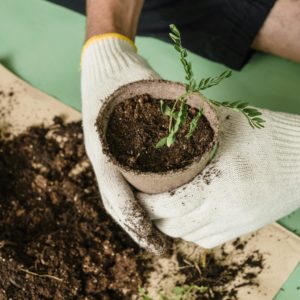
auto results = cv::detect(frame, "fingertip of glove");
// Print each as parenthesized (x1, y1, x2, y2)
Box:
(145, 230, 173, 256)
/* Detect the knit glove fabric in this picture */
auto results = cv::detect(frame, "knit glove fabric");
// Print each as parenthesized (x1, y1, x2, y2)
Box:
(82, 35, 300, 251)
(138, 105, 300, 248)
(81, 35, 169, 254)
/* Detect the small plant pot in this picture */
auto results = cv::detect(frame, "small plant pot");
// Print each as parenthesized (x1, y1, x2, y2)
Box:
(97, 80, 219, 194)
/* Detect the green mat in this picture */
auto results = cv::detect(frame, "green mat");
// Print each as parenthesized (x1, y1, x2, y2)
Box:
(0, 0, 299, 298)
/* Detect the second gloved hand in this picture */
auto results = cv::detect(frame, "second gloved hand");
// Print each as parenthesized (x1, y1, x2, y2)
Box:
(138, 105, 300, 248)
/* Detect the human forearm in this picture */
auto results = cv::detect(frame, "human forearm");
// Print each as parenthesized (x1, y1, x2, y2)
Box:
(252, 0, 300, 64)
(86, 0, 144, 40)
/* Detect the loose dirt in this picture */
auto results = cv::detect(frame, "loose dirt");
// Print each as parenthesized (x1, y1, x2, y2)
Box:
(0, 115, 263, 300)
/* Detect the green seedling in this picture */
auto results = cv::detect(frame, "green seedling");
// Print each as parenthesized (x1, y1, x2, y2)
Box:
(156, 24, 265, 148)
(139, 287, 154, 300)
(139, 285, 208, 300)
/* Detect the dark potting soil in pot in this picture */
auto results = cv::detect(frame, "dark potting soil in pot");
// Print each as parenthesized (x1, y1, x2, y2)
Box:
(103, 94, 214, 173)
(0, 101, 264, 299)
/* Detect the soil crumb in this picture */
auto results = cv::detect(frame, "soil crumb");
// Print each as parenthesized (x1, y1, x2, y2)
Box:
(102, 94, 214, 172)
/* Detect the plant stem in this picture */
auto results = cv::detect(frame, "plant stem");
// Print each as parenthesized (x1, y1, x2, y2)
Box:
(156, 24, 265, 148)
(168, 92, 189, 131)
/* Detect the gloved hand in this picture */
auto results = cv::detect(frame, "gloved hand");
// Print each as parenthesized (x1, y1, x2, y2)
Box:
(138, 105, 300, 248)
(81, 35, 169, 254)
(82, 35, 300, 252)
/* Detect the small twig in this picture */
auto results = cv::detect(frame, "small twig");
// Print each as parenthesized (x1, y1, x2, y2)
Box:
(178, 265, 195, 270)
(183, 258, 193, 266)
(0, 240, 17, 248)
(208, 288, 215, 298)
(9, 278, 22, 289)
(200, 250, 207, 269)
(194, 262, 202, 277)
(19, 268, 63, 282)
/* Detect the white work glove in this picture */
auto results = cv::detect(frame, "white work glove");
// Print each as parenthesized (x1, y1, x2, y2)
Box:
(138, 105, 300, 248)
(81, 35, 170, 254)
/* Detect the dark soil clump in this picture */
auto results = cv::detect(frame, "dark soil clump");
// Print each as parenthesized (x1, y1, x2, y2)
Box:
(0, 118, 148, 300)
(104, 94, 214, 172)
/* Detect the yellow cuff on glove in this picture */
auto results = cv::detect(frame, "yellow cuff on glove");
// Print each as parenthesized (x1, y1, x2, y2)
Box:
(82, 33, 137, 58)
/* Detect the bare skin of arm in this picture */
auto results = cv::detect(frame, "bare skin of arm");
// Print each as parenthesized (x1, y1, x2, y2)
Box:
(252, 0, 300, 63)
(86, 0, 300, 64)
(86, 0, 144, 40)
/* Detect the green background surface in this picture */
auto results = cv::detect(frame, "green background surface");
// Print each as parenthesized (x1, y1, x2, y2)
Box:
(0, 0, 299, 298)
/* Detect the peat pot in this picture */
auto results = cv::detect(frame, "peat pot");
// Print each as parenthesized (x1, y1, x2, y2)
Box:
(97, 80, 219, 194)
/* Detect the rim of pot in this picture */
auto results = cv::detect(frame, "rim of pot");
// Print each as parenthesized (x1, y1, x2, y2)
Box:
(96, 79, 219, 176)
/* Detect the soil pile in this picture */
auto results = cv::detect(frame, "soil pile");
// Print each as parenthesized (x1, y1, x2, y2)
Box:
(0, 117, 264, 300)
(0, 118, 147, 300)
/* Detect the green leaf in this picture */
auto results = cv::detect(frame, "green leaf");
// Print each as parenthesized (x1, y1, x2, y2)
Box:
(221, 101, 230, 106)
(159, 295, 170, 300)
(138, 287, 153, 300)
(198, 69, 232, 91)
(160, 100, 172, 116)
(169, 33, 180, 42)
(220, 70, 232, 78)
(208, 97, 265, 130)
(173, 111, 179, 120)
(197, 78, 205, 89)
(255, 123, 265, 129)
(174, 44, 181, 52)
(169, 24, 180, 37)
(155, 137, 167, 149)
(186, 109, 203, 139)
(204, 77, 210, 85)
(230, 100, 242, 107)
(208, 99, 221, 106)
(237, 102, 249, 109)
(190, 79, 197, 90)
(243, 108, 262, 116)
(181, 57, 187, 67)
(166, 134, 175, 147)
(173, 102, 188, 133)
(195, 286, 208, 293)
(160, 100, 179, 120)
(252, 117, 265, 123)
(173, 286, 184, 295)
(169, 24, 196, 95)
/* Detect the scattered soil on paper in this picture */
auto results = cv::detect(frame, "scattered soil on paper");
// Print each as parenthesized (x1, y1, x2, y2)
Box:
(0, 114, 263, 300)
